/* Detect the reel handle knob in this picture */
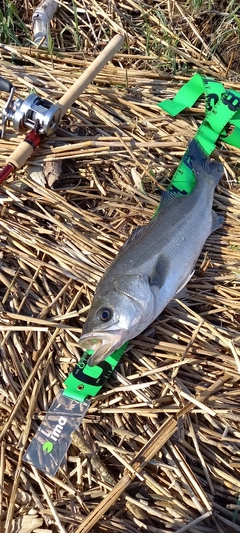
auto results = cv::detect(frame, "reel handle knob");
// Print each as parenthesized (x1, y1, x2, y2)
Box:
(0, 77, 13, 94)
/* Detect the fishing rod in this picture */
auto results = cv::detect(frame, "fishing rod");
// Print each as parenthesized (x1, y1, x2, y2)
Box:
(0, 34, 124, 184)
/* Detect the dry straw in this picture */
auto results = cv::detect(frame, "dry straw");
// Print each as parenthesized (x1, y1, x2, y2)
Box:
(0, 1, 240, 532)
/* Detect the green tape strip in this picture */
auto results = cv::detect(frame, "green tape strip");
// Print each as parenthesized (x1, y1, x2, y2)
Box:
(63, 343, 128, 402)
(158, 74, 240, 194)
(63, 74, 240, 404)
(159, 73, 225, 117)
(221, 106, 240, 147)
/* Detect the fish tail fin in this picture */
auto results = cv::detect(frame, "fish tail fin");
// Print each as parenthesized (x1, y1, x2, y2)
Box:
(188, 139, 224, 187)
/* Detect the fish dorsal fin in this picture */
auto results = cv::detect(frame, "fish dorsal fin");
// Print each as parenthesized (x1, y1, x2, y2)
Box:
(149, 255, 169, 288)
(120, 225, 147, 251)
(160, 186, 188, 209)
(211, 210, 224, 232)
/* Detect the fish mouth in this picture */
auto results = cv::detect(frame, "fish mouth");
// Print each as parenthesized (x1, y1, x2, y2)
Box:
(78, 331, 125, 367)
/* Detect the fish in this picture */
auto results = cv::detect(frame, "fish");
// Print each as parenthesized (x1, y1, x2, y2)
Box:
(79, 139, 224, 367)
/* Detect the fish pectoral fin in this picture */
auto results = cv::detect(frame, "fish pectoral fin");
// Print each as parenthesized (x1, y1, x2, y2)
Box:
(149, 256, 169, 288)
(120, 225, 147, 252)
(212, 210, 224, 232)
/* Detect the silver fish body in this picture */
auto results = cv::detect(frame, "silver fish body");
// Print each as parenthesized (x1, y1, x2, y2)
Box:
(79, 140, 224, 366)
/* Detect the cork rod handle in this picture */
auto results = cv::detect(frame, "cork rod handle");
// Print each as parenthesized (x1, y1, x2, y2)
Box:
(58, 34, 125, 117)
(6, 34, 124, 170)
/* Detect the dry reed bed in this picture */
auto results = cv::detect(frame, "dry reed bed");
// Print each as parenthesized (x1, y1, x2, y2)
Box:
(0, 1, 240, 532)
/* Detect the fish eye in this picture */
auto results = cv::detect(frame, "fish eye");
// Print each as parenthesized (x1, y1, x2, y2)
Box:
(98, 307, 112, 322)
